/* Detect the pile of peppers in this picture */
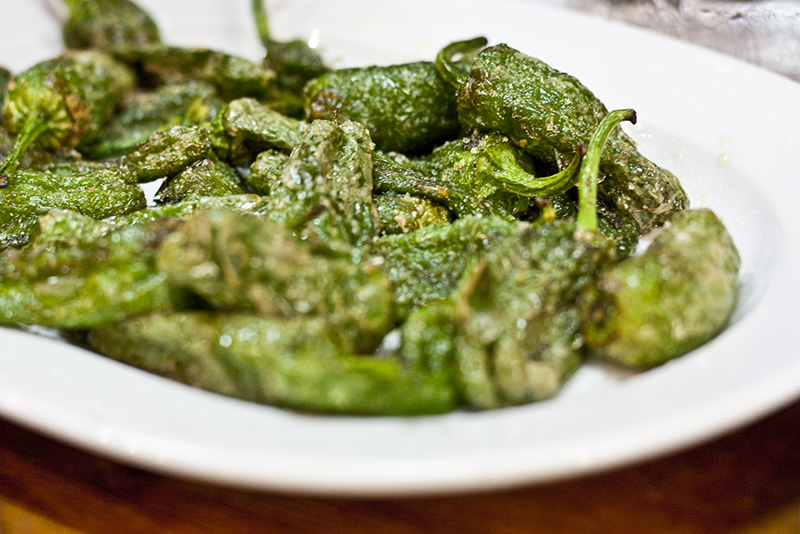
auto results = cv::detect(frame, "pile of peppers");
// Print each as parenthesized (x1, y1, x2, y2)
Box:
(0, 0, 740, 415)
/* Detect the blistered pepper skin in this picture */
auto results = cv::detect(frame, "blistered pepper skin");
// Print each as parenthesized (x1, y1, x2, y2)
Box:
(580, 208, 740, 368)
(304, 62, 459, 154)
(62, 0, 161, 51)
(374, 216, 514, 318)
(88, 81, 222, 160)
(0, 163, 145, 249)
(373, 191, 452, 235)
(454, 221, 616, 409)
(2, 50, 135, 152)
(111, 45, 276, 102)
(120, 124, 211, 183)
(265, 118, 379, 248)
(156, 210, 395, 353)
(89, 312, 458, 415)
(457, 44, 688, 234)
(0, 210, 181, 328)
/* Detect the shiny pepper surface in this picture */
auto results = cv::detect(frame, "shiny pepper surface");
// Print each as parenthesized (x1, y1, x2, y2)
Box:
(457, 44, 688, 234)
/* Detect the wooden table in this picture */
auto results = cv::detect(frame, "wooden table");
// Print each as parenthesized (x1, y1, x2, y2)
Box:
(1, 398, 799, 534)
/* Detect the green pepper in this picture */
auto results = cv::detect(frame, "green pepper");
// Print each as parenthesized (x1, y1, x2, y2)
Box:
(265, 118, 379, 248)
(61, 0, 161, 51)
(409, 131, 584, 219)
(580, 208, 740, 368)
(120, 124, 212, 183)
(373, 191, 452, 235)
(156, 209, 395, 352)
(104, 194, 271, 227)
(246, 148, 287, 195)
(445, 42, 688, 234)
(0, 67, 12, 115)
(304, 61, 459, 154)
(87, 81, 222, 160)
(89, 312, 458, 415)
(110, 44, 276, 102)
(0, 50, 135, 177)
(0, 162, 145, 249)
(374, 216, 515, 318)
(207, 97, 305, 165)
(0, 210, 183, 328)
(154, 154, 244, 205)
(448, 110, 634, 408)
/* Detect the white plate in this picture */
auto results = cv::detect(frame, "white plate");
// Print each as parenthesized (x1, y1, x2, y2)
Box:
(0, 0, 799, 496)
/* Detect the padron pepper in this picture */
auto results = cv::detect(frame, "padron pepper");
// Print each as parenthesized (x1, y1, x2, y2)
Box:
(154, 154, 244, 205)
(579, 208, 740, 368)
(408, 131, 584, 219)
(400, 109, 634, 408)
(120, 124, 212, 183)
(155, 209, 395, 353)
(374, 215, 515, 319)
(0, 161, 145, 249)
(265, 118, 379, 248)
(0, 50, 135, 177)
(89, 312, 458, 415)
(88, 81, 223, 160)
(304, 61, 460, 154)
(373, 191, 452, 235)
(0, 209, 183, 328)
(440, 40, 688, 234)
(207, 97, 305, 165)
(111, 44, 276, 102)
(61, 0, 162, 51)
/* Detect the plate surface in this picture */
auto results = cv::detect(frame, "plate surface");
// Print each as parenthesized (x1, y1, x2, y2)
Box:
(0, 0, 799, 496)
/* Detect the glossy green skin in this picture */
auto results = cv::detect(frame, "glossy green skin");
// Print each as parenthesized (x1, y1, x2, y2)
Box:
(104, 194, 271, 227)
(120, 124, 211, 183)
(62, 0, 161, 51)
(457, 44, 688, 234)
(88, 81, 222, 159)
(246, 149, 287, 195)
(266, 118, 379, 248)
(89, 312, 458, 415)
(0, 162, 145, 249)
(400, 300, 457, 378)
(580, 208, 740, 368)
(454, 220, 615, 408)
(0, 210, 181, 328)
(374, 216, 514, 318)
(208, 97, 305, 165)
(3, 50, 135, 151)
(410, 133, 548, 218)
(304, 61, 459, 154)
(111, 45, 276, 102)
(156, 210, 395, 353)
(154, 156, 244, 204)
(373, 191, 452, 235)
(373, 152, 500, 219)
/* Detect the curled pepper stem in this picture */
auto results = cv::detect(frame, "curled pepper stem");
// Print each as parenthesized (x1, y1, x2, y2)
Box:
(0, 109, 48, 179)
(435, 36, 488, 91)
(494, 142, 584, 197)
(576, 108, 637, 232)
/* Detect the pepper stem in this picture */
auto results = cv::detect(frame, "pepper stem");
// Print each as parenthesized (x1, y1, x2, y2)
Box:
(0, 110, 48, 179)
(491, 142, 584, 197)
(252, 0, 272, 47)
(576, 109, 637, 232)
(435, 37, 488, 91)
